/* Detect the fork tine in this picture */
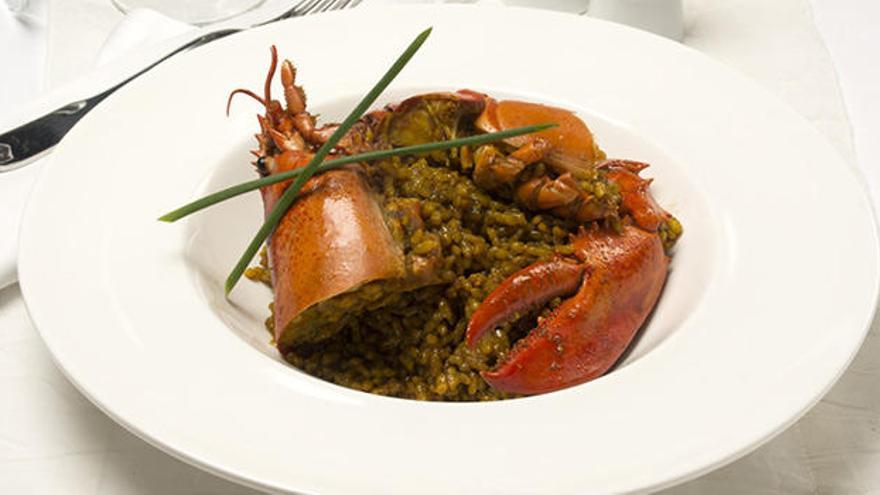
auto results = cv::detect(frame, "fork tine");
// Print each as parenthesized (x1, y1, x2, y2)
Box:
(322, 0, 343, 12)
(288, 0, 357, 18)
(317, 0, 346, 13)
(335, 0, 360, 11)
(309, 0, 331, 13)
(295, 0, 323, 15)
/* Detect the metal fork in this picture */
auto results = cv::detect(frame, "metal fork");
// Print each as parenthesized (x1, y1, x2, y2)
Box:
(0, 0, 362, 171)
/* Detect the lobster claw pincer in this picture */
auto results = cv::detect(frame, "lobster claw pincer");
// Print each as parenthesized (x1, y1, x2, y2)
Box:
(466, 258, 587, 347)
(466, 226, 669, 395)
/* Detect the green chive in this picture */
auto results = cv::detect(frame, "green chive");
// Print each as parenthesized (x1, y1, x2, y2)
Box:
(224, 27, 432, 294)
(158, 123, 556, 223)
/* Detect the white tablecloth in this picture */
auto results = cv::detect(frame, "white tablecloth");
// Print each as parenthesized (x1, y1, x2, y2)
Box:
(1, 0, 879, 493)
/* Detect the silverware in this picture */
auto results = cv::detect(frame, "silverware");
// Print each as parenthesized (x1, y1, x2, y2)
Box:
(0, 0, 361, 172)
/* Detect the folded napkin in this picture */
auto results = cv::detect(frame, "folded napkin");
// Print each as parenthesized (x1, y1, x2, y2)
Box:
(0, 165, 38, 287)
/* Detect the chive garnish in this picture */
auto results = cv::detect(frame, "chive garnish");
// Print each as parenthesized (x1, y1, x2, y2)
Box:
(223, 28, 432, 294)
(158, 123, 556, 223)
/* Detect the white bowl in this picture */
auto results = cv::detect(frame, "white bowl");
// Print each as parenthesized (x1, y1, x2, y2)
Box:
(18, 5, 879, 494)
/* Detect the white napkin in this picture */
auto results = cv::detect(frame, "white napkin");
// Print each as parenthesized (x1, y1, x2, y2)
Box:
(0, 0, 47, 288)
(0, 165, 39, 288)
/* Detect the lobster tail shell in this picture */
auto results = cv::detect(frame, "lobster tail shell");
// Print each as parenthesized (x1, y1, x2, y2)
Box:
(262, 151, 410, 350)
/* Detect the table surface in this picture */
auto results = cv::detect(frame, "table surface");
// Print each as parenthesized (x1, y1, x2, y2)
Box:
(1, 1, 879, 493)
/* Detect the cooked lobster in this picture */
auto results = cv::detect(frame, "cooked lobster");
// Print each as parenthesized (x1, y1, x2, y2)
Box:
(230, 47, 681, 395)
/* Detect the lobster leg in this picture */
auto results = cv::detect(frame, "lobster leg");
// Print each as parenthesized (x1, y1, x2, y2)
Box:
(472, 138, 551, 190)
(280, 59, 306, 114)
(475, 226, 668, 395)
(600, 159, 669, 232)
(515, 173, 581, 210)
(466, 258, 586, 346)
(509, 138, 552, 164)
(472, 145, 529, 189)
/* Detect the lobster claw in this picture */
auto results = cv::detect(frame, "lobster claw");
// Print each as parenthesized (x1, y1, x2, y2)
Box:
(466, 226, 668, 395)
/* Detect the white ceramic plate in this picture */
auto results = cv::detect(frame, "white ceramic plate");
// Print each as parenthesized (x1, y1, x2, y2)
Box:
(18, 5, 879, 494)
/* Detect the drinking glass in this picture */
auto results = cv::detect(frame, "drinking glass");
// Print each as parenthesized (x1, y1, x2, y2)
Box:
(111, 0, 265, 25)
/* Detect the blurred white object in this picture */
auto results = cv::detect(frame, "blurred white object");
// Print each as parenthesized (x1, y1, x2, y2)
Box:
(5, 0, 29, 12)
(500, 0, 588, 13)
(589, 0, 683, 40)
(111, 0, 264, 24)
(97, 7, 192, 66)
